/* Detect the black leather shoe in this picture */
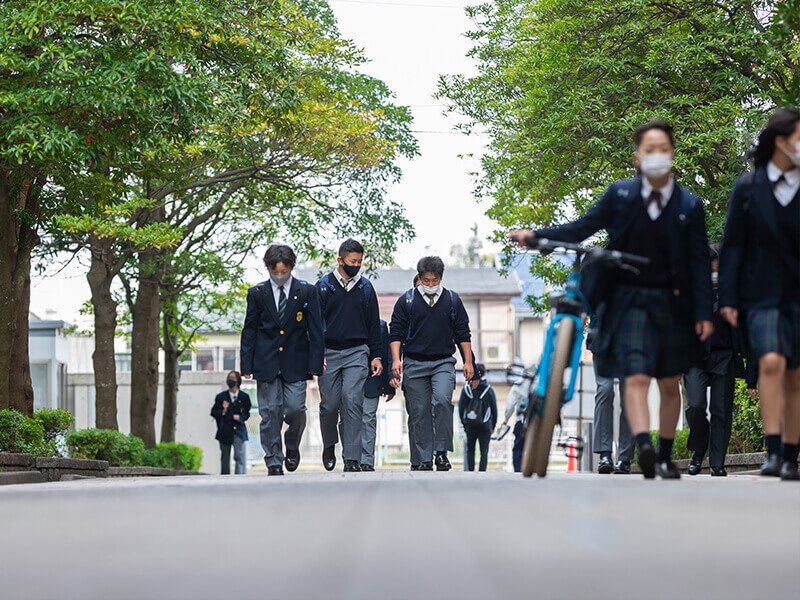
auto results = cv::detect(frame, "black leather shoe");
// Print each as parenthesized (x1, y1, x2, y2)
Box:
(710, 466, 727, 477)
(410, 464, 421, 471)
(638, 444, 656, 479)
(613, 460, 631, 474)
(760, 454, 781, 477)
(343, 460, 361, 472)
(268, 465, 284, 476)
(284, 449, 300, 472)
(780, 461, 799, 481)
(435, 452, 451, 471)
(656, 460, 681, 479)
(360, 464, 375, 472)
(322, 445, 336, 472)
(688, 457, 703, 476)
(597, 456, 614, 474)
(418, 462, 434, 471)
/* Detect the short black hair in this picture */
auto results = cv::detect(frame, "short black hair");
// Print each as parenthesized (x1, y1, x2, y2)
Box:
(634, 119, 675, 149)
(338, 238, 364, 257)
(413, 274, 420, 287)
(417, 256, 445, 278)
(751, 108, 800, 169)
(475, 363, 487, 379)
(227, 370, 242, 387)
(263, 244, 296, 269)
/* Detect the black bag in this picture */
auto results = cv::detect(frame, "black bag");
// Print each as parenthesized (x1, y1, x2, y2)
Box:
(463, 386, 490, 428)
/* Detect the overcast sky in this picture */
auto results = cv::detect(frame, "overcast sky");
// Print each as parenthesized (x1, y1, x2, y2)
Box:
(30, 0, 495, 325)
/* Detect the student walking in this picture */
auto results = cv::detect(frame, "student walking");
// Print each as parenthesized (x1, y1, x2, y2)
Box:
(390, 256, 474, 471)
(316, 239, 383, 473)
(240, 245, 324, 476)
(360, 319, 396, 471)
(210, 371, 251, 474)
(511, 120, 714, 479)
(459, 363, 497, 471)
(719, 108, 800, 481)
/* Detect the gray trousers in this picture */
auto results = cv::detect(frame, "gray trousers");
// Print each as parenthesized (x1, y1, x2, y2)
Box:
(318, 345, 369, 461)
(684, 349, 735, 468)
(593, 363, 633, 462)
(402, 356, 456, 463)
(361, 395, 380, 466)
(257, 376, 307, 468)
(220, 435, 247, 475)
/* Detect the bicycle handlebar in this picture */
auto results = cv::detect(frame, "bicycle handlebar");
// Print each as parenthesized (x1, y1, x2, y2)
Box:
(513, 235, 650, 267)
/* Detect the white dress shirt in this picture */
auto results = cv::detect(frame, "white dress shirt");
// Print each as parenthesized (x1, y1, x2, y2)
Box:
(767, 161, 800, 207)
(333, 268, 361, 292)
(640, 175, 675, 221)
(270, 275, 293, 310)
(417, 285, 443, 306)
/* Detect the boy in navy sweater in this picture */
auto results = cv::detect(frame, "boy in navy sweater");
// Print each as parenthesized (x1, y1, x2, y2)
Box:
(390, 256, 474, 471)
(316, 239, 383, 472)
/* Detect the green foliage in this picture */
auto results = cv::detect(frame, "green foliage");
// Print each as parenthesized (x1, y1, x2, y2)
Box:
(439, 0, 799, 304)
(143, 442, 203, 471)
(31, 408, 74, 443)
(0, 409, 57, 456)
(729, 379, 765, 454)
(66, 429, 145, 466)
(633, 429, 692, 463)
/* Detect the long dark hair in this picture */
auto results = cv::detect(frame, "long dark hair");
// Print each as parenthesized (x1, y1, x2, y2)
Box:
(751, 108, 800, 168)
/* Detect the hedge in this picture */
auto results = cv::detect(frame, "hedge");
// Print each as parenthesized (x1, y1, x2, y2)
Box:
(143, 443, 203, 471)
(0, 408, 74, 457)
(66, 429, 145, 466)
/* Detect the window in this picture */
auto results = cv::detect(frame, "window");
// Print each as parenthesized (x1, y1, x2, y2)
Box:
(196, 349, 215, 371)
(222, 348, 237, 372)
(178, 353, 193, 372)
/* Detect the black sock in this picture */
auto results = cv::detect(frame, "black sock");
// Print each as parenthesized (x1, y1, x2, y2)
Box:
(658, 437, 674, 462)
(600, 451, 612, 461)
(766, 434, 781, 457)
(783, 443, 800, 464)
(635, 433, 651, 449)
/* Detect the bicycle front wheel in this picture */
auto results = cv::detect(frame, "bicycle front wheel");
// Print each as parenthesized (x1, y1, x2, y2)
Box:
(521, 317, 575, 478)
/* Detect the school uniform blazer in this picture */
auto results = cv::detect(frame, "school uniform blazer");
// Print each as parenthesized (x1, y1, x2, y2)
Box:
(240, 278, 324, 383)
(719, 167, 800, 311)
(534, 176, 713, 323)
(211, 390, 251, 443)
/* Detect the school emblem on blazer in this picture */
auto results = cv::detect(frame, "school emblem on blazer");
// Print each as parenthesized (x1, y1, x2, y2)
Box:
(297, 311, 303, 322)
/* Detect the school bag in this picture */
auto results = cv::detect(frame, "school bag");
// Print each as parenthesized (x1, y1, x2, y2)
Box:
(462, 384, 491, 428)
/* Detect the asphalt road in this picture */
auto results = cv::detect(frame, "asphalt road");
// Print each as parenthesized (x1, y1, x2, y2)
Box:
(1, 471, 798, 600)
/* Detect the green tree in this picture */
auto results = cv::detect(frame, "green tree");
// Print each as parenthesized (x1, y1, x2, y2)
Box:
(439, 0, 798, 297)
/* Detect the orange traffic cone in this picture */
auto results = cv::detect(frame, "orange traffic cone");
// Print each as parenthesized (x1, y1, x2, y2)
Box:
(567, 441, 578, 472)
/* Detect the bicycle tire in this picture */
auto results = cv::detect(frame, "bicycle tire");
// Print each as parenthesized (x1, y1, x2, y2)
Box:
(521, 317, 575, 478)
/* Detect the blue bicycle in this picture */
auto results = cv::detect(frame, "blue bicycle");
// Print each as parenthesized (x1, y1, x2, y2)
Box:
(508, 237, 649, 478)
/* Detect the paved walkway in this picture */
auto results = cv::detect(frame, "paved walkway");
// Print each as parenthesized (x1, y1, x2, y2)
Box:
(1, 472, 798, 600)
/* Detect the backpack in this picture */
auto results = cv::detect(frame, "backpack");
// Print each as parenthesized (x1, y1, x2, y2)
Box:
(255, 279, 310, 326)
(462, 384, 491, 428)
(317, 273, 374, 333)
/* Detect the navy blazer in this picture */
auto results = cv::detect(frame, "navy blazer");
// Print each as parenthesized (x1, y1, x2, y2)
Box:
(535, 176, 713, 323)
(719, 167, 800, 311)
(240, 278, 325, 383)
(211, 390, 251, 443)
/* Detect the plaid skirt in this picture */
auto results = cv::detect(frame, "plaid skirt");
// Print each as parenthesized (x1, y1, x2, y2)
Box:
(747, 302, 800, 370)
(594, 286, 696, 379)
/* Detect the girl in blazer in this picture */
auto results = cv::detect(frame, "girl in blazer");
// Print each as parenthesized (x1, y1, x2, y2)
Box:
(719, 108, 800, 481)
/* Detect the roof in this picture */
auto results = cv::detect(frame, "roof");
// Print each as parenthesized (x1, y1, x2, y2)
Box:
(294, 267, 522, 297)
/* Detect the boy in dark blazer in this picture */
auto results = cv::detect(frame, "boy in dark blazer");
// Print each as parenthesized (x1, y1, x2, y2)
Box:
(511, 120, 713, 479)
(211, 370, 251, 474)
(240, 244, 324, 476)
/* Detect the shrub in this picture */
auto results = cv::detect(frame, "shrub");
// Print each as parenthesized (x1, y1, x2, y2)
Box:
(66, 429, 145, 466)
(143, 442, 203, 471)
(729, 379, 764, 454)
(633, 428, 691, 463)
(32, 408, 74, 443)
(0, 409, 58, 456)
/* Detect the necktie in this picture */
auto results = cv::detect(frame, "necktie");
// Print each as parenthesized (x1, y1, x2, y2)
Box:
(772, 173, 786, 189)
(343, 278, 350, 291)
(425, 293, 436, 307)
(277, 286, 286, 323)
(647, 189, 663, 211)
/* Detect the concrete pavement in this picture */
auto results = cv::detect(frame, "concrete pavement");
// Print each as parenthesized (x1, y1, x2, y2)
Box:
(0, 471, 798, 600)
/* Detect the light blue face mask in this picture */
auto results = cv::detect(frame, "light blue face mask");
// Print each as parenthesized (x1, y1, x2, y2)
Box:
(270, 273, 290, 287)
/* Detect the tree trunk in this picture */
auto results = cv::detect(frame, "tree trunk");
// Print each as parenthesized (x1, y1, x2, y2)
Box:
(129, 253, 162, 448)
(87, 237, 120, 430)
(0, 172, 39, 415)
(160, 304, 179, 444)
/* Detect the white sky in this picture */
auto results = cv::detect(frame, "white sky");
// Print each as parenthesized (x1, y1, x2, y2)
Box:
(30, 0, 496, 326)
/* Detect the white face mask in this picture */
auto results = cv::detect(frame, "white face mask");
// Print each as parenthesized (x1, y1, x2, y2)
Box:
(637, 152, 673, 178)
(420, 283, 441, 296)
(779, 140, 800, 168)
